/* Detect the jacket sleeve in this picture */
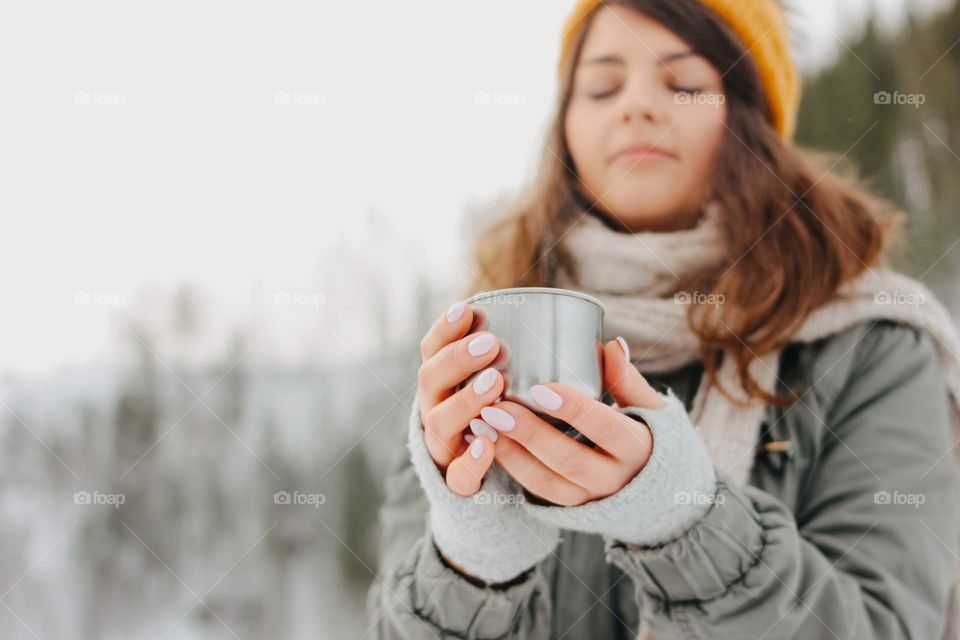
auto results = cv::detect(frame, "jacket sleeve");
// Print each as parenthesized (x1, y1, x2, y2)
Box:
(365, 399, 554, 639)
(603, 321, 960, 639)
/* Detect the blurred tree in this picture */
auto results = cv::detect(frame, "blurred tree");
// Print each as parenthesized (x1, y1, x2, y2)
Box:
(336, 444, 381, 585)
(796, 0, 960, 311)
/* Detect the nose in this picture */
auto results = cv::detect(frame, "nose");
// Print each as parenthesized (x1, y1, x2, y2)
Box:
(617, 76, 664, 125)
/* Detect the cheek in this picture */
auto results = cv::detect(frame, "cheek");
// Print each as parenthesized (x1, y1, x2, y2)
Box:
(565, 107, 607, 176)
(676, 105, 727, 179)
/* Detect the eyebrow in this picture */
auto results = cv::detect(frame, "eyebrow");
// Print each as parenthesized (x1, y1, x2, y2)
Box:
(581, 50, 698, 67)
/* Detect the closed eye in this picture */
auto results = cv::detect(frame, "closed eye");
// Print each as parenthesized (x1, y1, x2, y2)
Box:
(589, 88, 618, 100)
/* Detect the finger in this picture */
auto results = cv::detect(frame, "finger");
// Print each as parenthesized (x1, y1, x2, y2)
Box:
(469, 418, 499, 443)
(493, 436, 592, 506)
(604, 337, 666, 410)
(479, 401, 617, 489)
(420, 301, 474, 362)
(418, 331, 501, 407)
(466, 307, 488, 334)
(527, 383, 652, 465)
(487, 341, 512, 395)
(445, 435, 495, 496)
(424, 368, 504, 465)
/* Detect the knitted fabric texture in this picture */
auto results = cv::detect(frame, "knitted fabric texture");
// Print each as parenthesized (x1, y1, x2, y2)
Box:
(406, 395, 561, 584)
(555, 202, 960, 639)
(523, 386, 718, 546)
(554, 203, 960, 486)
(407, 386, 720, 583)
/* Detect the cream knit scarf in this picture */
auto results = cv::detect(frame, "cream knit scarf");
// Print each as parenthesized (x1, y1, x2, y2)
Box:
(555, 201, 960, 485)
(555, 201, 960, 637)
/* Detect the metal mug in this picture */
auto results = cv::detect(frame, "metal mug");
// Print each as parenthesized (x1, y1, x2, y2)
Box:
(460, 287, 605, 440)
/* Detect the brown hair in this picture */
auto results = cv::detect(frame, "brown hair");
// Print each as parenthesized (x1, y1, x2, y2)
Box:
(463, 0, 904, 408)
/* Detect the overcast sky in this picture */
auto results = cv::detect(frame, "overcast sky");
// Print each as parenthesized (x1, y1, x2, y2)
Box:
(0, 0, 953, 376)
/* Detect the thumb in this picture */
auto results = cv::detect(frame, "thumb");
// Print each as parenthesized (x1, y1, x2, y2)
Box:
(603, 337, 666, 409)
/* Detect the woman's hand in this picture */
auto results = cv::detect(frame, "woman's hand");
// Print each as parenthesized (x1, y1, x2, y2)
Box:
(409, 300, 562, 584)
(416, 300, 508, 496)
(484, 338, 666, 506)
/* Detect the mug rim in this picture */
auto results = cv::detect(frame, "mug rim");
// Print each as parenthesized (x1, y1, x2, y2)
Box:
(464, 287, 604, 311)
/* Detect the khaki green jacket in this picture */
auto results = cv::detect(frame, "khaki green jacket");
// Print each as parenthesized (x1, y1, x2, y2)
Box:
(367, 319, 960, 639)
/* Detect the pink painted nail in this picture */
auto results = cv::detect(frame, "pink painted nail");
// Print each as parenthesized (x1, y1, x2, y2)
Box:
(446, 302, 465, 323)
(468, 333, 496, 357)
(469, 437, 484, 459)
(616, 336, 631, 363)
(469, 418, 498, 443)
(472, 368, 498, 395)
(464, 434, 476, 444)
(530, 385, 563, 410)
(480, 406, 515, 431)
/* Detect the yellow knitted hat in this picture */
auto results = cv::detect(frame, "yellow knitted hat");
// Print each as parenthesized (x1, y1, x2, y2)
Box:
(557, 0, 800, 141)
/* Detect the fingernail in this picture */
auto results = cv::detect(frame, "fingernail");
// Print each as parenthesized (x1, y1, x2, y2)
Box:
(464, 434, 476, 444)
(530, 385, 563, 410)
(472, 368, 498, 395)
(480, 406, 515, 431)
(468, 333, 495, 356)
(446, 302, 465, 323)
(616, 336, 631, 363)
(469, 437, 484, 459)
(469, 418, 498, 443)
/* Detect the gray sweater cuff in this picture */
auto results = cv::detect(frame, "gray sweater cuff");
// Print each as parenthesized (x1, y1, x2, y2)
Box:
(523, 386, 718, 547)
(407, 396, 561, 584)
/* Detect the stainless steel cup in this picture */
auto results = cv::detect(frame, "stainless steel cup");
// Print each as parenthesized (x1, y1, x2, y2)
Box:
(460, 287, 605, 438)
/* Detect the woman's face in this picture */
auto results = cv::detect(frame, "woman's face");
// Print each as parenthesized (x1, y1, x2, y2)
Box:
(565, 5, 728, 232)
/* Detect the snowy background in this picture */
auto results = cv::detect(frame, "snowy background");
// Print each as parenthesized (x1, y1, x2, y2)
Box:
(1, 0, 958, 638)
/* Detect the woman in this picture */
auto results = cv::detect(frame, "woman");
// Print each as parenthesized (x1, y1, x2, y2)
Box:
(367, 0, 960, 637)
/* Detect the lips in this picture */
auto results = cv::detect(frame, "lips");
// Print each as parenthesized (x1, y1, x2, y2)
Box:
(610, 144, 676, 164)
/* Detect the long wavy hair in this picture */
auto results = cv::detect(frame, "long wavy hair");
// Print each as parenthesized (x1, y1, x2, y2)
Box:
(463, 0, 904, 408)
